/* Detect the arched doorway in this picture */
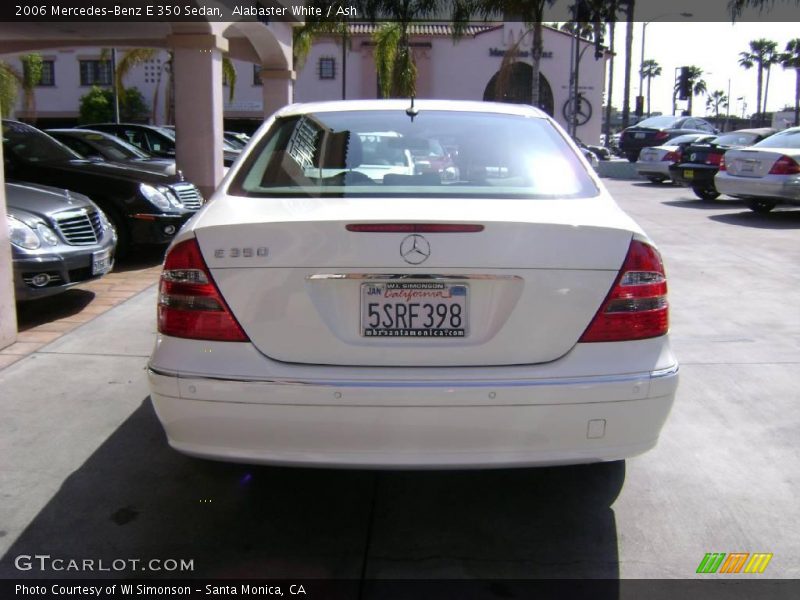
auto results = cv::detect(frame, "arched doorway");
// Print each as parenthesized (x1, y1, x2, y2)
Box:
(483, 63, 554, 117)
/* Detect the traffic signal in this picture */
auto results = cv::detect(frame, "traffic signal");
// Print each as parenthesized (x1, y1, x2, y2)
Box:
(678, 67, 692, 100)
(594, 22, 605, 59)
(635, 95, 644, 117)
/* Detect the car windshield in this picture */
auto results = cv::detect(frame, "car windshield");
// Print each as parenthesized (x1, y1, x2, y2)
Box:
(78, 132, 150, 159)
(156, 127, 176, 141)
(635, 116, 680, 129)
(752, 128, 800, 149)
(713, 131, 761, 146)
(2, 121, 82, 162)
(229, 110, 598, 199)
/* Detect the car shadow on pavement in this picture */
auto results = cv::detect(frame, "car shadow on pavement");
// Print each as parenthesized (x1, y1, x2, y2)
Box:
(112, 245, 167, 272)
(662, 199, 747, 210)
(15, 289, 96, 331)
(0, 399, 624, 590)
(709, 210, 800, 229)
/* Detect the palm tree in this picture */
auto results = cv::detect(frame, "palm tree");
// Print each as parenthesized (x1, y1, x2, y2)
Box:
(782, 38, 800, 126)
(363, 1, 448, 99)
(109, 48, 237, 124)
(705, 90, 728, 120)
(620, 0, 635, 128)
(0, 54, 41, 119)
(761, 42, 781, 119)
(639, 59, 661, 117)
(739, 39, 778, 121)
(673, 66, 705, 115)
(453, 0, 557, 109)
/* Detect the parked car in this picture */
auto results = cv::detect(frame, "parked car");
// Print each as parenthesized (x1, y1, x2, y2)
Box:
(83, 122, 239, 167)
(635, 133, 717, 184)
(160, 124, 243, 165)
(46, 128, 177, 176)
(578, 144, 600, 170)
(3, 120, 203, 256)
(619, 115, 717, 162)
(148, 99, 678, 468)
(224, 131, 250, 149)
(715, 126, 800, 213)
(574, 136, 611, 161)
(6, 182, 116, 300)
(670, 128, 777, 199)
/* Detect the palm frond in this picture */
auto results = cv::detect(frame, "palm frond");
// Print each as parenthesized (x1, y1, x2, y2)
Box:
(222, 57, 237, 103)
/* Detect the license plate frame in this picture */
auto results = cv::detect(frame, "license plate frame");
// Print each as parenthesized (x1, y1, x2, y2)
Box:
(683, 169, 694, 180)
(92, 248, 113, 275)
(634, 132, 646, 139)
(360, 281, 468, 338)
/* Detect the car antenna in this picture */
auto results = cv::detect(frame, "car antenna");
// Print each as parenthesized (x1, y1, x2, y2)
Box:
(405, 96, 419, 121)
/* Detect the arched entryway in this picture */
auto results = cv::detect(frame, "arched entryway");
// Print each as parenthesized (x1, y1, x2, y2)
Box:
(483, 63, 554, 117)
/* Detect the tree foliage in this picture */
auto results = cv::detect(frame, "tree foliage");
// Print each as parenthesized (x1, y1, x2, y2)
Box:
(79, 86, 148, 124)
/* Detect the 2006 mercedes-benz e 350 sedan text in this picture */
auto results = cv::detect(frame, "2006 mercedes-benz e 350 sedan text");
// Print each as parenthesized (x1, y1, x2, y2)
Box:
(148, 100, 679, 468)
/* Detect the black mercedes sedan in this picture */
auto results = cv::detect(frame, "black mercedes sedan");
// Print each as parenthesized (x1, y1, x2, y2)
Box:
(46, 128, 177, 176)
(6, 182, 116, 300)
(669, 128, 777, 200)
(619, 115, 717, 162)
(85, 122, 239, 167)
(2, 120, 203, 256)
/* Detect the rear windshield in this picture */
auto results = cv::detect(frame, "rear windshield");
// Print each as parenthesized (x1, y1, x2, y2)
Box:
(753, 128, 800, 149)
(634, 116, 680, 129)
(228, 110, 598, 199)
(713, 131, 761, 146)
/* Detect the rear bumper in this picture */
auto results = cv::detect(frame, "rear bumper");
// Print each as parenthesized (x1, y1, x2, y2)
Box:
(715, 172, 800, 203)
(670, 164, 717, 187)
(635, 161, 671, 178)
(148, 343, 679, 468)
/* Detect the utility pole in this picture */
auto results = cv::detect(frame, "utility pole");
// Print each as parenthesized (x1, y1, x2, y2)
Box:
(111, 47, 120, 123)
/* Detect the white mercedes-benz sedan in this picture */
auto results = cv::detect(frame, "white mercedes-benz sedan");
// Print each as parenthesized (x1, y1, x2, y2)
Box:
(148, 100, 678, 468)
(715, 126, 800, 213)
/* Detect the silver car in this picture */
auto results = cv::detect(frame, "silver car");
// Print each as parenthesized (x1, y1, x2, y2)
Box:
(715, 126, 800, 213)
(6, 182, 116, 300)
(635, 134, 716, 183)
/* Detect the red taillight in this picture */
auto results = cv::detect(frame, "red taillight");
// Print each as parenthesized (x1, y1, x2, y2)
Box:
(157, 238, 249, 342)
(663, 150, 681, 162)
(654, 131, 669, 141)
(705, 153, 723, 166)
(579, 239, 669, 343)
(346, 223, 484, 233)
(768, 155, 800, 175)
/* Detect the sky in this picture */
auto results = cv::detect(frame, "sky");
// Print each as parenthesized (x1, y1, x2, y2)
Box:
(607, 20, 799, 118)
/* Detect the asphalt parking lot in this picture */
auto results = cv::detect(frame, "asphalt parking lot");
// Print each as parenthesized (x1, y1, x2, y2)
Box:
(0, 179, 798, 584)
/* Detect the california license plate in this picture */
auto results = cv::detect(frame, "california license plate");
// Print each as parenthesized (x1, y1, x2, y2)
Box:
(361, 282, 468, 338)
(683, 169, 694, 180)
(92, 248, 113, 275)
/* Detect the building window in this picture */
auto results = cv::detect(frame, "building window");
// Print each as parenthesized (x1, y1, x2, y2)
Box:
(318, 57, 336, 80)
(253, 64, 262, 86)
(27, 59, 55, 86)
(79, 60, 112, 86)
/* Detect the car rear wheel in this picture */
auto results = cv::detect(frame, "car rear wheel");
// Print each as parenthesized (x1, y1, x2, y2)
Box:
(626, 152, 639, 163)
(746, 199, 777, 214)
(693, 186, 720, 200)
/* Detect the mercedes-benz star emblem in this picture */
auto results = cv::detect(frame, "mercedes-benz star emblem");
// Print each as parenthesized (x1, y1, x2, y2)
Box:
(400, 234, 431, 265)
